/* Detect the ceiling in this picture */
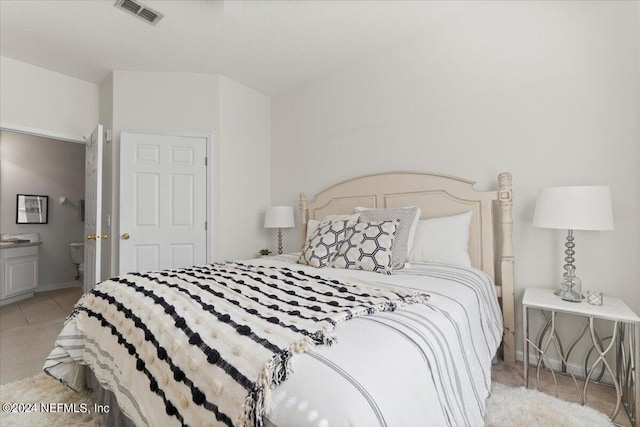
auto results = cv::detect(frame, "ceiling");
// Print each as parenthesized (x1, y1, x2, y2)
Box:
(0, 0, 481, 95)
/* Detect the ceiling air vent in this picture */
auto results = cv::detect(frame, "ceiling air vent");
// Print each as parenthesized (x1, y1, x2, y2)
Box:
(114, 0, 164, 26)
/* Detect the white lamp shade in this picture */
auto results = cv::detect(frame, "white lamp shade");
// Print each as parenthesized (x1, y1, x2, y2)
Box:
(533, 186, 614, 231)
(264, 206, 295, 228)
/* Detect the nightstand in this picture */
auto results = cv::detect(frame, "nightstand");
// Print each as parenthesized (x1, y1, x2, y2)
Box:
(523, 287, 639, 426)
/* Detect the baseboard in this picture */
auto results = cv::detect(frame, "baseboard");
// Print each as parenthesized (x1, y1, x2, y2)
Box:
(36, 281, 82, 293)
(516, 348, 614, 385)
(0, 292, 35, 307)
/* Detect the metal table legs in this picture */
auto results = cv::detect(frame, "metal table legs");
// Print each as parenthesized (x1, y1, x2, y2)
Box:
(618, 323, 639, 427)
(523, 307, 638, 426)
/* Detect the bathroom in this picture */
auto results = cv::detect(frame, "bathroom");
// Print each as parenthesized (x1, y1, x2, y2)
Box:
(0, 130, 86, 304)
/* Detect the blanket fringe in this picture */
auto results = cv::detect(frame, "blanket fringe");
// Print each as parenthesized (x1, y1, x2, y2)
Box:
(309, 324, 336, 346)
(290, 336, 314, 353)
(239, 348, 295, 427)
(65, 293, 88, 323)
(405, 293, 431, 305)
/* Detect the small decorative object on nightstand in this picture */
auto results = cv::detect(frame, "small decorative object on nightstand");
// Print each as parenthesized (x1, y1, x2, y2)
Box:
(264, 206, 294, 255)
(258, 248, 272, 257)
(587, 290, 603, 306)
(533, 186, 614, 302)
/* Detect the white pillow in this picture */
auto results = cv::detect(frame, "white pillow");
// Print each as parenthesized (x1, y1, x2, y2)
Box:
(409, 211, 472, 267)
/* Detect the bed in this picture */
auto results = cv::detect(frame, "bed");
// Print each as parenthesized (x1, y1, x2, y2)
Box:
(45, 171, 515, 427)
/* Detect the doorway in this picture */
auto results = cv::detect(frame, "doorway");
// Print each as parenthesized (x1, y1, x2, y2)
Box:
(0, 130, 85, 290)
(118, 132, 210, 274)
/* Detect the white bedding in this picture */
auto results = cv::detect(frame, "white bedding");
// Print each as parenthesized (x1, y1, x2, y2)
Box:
(261, 255, 502, 427)
(45, 254, 502, 427)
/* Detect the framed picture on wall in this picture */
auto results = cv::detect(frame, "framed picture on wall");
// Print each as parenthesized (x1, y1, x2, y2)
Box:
(16, 194, 49, 224)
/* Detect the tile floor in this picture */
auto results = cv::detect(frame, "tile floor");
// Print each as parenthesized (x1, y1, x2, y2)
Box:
(0, 287, 632, 426)
(0, 286, 83, 385)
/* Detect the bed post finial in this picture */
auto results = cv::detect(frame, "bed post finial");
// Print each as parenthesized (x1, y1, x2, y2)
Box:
(498, 172, 515, 364)
(299, 193, 308, 250)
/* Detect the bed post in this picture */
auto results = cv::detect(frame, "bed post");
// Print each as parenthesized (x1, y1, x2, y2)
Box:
(299, 192, 308, 250)
(498, 172, 516, 364)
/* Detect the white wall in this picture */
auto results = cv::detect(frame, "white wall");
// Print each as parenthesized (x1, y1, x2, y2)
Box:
(219, 76, 272, 259)
(105, 71, 271, 274)
(272, 0, 640, 354)
(0, 56, 99, 138)
(0, 131, 85, 288)
(108, 71, 219, 274)
(0, 62, 273, 278)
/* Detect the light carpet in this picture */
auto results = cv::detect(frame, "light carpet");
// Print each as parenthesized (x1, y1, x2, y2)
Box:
(485, 382, 614, 427)
(0, 374, 614, 426)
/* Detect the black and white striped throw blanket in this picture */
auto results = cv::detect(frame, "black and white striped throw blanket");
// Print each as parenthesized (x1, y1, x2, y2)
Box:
(45, 262, 429, 427)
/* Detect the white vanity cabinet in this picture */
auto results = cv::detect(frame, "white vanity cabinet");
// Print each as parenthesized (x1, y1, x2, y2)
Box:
(0, 244, 39, 305)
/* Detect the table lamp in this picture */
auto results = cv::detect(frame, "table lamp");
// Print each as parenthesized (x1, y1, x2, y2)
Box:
(264, 206, 295, 254)
(533, 186, 614, 302)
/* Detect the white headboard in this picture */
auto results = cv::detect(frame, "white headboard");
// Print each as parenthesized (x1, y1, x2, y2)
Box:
(299, 171, 515, 363)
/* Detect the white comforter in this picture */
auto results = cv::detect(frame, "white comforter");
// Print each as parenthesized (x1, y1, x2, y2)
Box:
(260, 256, 503, 427)
(45, 255, 502, 427)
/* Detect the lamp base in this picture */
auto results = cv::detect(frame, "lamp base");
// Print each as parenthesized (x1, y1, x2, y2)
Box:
(277, 228, 283, 255)
(554, 286, 585, 300)
(555, 274, 584, 302)
(560, 288, 583, 302)
(553, 229, 584, 302)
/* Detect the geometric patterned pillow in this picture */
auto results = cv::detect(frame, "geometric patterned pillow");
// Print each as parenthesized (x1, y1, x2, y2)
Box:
(355, 207, 420, 270)
(329, 220, 399, 275)
(297, 215, 358, 268)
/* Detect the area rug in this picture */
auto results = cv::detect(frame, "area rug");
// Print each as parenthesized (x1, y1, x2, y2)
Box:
(0, 374, 615, 426)
(0, 374, 101, 427)
(485, 382, 614, 427)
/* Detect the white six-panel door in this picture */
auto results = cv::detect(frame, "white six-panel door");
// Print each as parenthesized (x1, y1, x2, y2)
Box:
(119, 133, 207, 274)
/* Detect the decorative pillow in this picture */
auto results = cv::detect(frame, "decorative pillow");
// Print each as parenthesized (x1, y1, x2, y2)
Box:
(298, 214, 359, 268)
(305, 219, 320, 241)
(305, 214, 358, 242)
(354, 206, 421, 269)
(408, 211, 473, 267)
(330, 220, 399, 275)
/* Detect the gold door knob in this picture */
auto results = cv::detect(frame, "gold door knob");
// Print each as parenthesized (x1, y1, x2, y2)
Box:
(121, 233, 130, 240)
(99, 234, 109, 240)
(87, 234, 96, 240)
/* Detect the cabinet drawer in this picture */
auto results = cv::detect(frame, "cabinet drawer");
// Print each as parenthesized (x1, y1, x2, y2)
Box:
(1, 246, 38, 259)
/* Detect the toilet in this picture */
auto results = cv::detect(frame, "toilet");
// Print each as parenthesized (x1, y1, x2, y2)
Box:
(70, 242, 84, 281)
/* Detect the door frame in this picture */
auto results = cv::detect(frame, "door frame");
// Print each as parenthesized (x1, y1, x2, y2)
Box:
(84, 125, 103, 292)
(116, 131, 215, 272)
(0, 122, 85, 144)
(2, 125, 217, 278)
(0, 122, 97, 288)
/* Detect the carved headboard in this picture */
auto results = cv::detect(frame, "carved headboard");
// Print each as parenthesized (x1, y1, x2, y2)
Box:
(299, 172, 516, 363)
